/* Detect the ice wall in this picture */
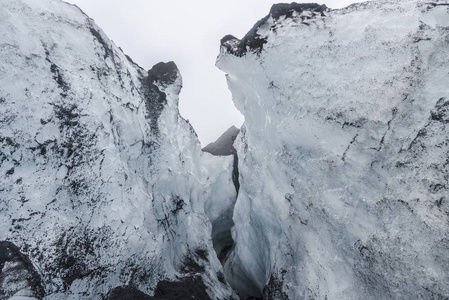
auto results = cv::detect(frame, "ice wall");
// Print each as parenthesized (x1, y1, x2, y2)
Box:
(217, 1, 449, 299)
(0, 0, 236, 299)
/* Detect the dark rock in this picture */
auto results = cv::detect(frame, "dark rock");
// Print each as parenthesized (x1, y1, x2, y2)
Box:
(202, 126, 240, 156)
(220, 34, 239, 46)
(152, 277, 210, 300)
(0, 241, 44, 299)
(104, 276, 211, 300)
(146, 61, 178, 86)
(102, 285, 153, 300)
(263, 274, 289, 300)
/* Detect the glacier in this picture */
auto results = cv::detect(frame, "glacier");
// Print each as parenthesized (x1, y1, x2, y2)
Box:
(0, 0, 236, 299)
(217, 0, 449, 299)
(1, 0, 449, 299)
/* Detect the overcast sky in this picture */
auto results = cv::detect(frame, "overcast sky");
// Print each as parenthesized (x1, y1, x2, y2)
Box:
(64, 0, 357, 145)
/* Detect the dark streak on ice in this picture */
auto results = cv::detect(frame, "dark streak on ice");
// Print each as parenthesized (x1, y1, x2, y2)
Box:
(140, 61, 178, 133)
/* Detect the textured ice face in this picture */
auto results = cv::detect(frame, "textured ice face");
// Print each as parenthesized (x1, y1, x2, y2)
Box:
(217, 0, 449, 299)
(0, 0, 236, 299)
(2, 0, 449, 298)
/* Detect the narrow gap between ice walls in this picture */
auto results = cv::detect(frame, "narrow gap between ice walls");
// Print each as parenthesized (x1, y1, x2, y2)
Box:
(202, 126, 266, 299)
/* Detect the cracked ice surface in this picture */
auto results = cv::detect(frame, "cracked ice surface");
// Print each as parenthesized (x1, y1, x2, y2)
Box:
(0, 0, 236, 298)
(217, 1, 449, 299)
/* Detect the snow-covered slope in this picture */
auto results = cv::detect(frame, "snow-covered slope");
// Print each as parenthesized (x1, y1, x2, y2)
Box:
(217, 1, 449, 299)
(0, 0, 236, 299)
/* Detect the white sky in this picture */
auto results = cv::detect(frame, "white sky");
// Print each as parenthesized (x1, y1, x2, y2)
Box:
(64, 0, 357, 145)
